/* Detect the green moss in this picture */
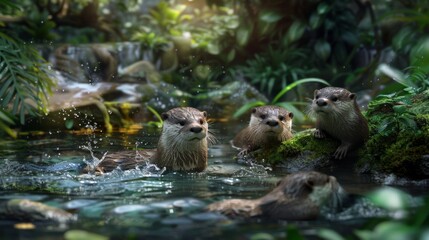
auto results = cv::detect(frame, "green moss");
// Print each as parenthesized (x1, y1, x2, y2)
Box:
(266, 129, 339, 165)
(359, 91, 429, 179)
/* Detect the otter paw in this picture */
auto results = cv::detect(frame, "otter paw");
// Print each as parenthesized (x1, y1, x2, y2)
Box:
(314, 129, 326, 139)
(237, 149, 249, 158)
(333, 144, 349, 159)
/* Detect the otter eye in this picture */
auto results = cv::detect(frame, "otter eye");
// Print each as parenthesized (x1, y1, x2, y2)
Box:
(278, 116, 285, 121)
(260, 114, 266, 119)
(178, 120, 186, 126)
(331, 96, 338, 102)
(199, 118, 204, 124)
(315, 95, 320, 100)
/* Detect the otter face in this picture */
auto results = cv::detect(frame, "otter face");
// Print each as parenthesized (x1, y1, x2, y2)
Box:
(249, 106, 293, 136)
(259, 171, 344, 220)
(311, 87, 356, 115)
(161, 107, 208, 143)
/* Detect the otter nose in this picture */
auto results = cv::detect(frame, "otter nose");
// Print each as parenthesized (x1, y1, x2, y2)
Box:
(316, 99, 327, 107)
(266, 120, 278, 127)
(190, 127, 203, 133)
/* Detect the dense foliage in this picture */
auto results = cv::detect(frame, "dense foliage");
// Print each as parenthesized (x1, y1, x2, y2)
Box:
(0, 0, 428, 128)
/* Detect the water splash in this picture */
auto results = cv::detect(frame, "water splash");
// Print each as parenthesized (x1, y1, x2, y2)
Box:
(81, 142, 108, 174)
(232, 159, 271, 177)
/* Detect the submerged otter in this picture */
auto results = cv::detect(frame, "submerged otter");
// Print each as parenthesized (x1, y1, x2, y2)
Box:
(207, 171, 344, 220)
(85, 107, 213, 173)
(310, 87, 369, 159)
(232, 106, 294, 156)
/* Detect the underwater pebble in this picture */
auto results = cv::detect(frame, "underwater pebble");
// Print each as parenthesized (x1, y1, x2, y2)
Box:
(173, 198, 205, 208)
(161, 217, 193, 226)
(64, 199, 98, 210)
(149, 201, 175, 209)
(113, 204, 150, 214)
(189, 212, 228, 221)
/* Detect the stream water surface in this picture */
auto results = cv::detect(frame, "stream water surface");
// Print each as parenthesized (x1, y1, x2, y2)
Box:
(0, 123, 425, 239)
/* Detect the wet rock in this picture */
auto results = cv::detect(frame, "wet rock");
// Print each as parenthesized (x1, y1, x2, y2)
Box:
(1, 199, 76, 223)
(260, 129, 338, 171)
(357, 90, 429, 180)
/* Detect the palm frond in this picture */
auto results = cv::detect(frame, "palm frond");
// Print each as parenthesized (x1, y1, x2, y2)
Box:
(0, 32, 55, 126)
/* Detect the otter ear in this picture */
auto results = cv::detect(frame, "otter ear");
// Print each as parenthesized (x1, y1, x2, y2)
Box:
(288, 112, 294, 119)
(161, 112, 169, 120)
(349, 93, 356, 100)
(313, 89, 319, 98)
(305, 179, 314, 190)
(202, 111, 207, 118)
(251, 108, 257, 114)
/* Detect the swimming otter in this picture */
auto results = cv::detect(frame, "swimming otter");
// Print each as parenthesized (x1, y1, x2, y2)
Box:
(310, 87, 369, 159)
(207, 171, 344, 220)
(85, 107, 212, 173)
(232, 106, 293, 156)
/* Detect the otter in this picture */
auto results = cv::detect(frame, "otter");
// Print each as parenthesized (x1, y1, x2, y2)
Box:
(232, 106, 293, 156)
(207, 171, 344, 220)
(310, 87, 369, 159)
(85, 107, 212, 173)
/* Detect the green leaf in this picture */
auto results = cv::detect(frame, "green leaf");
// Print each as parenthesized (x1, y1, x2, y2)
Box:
(398, 116, 417, 130)
(377, 64, 417, 88)
(272, 78, 330, 104)
(372, 222, 415, 240)
(314, 40, 331, 61)
(392, 105, 407, 114)
(259, 10, 284, 23)
(226, 49, 236, 63)
(64, 230, 108, 240)
(309, 13, 322, 29)
(284, 21, 306, 45)
(146, 105, 163, 127)
(207, 42, 220, 55)
(378, 119, 393, 134)
(367, 187, 411, 210)
(354, 230, 372, 240)
(0, 110, 15, 125)
(286, 225, 304, 240)
(317, 228, 345, 240)
(317, 2, 331, 15)
(233, 101, 266, 119)
(236, 25, 251, 47)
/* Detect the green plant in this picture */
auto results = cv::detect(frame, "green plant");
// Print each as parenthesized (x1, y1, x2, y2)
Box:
(239, 47, 319, 97)
(145, 105, 163, 129)
(233, 78, 330, 122)
(317, 187, 429, 240)
(0, 32, 55, 137)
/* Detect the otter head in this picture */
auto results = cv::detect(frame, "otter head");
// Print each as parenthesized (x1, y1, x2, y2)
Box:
(248, 106, 293, 137)
(311, 87, 356, 116)
(259, 171, 344, 220)
(157, 107, 210, 171)
(161, 107, 208, 144)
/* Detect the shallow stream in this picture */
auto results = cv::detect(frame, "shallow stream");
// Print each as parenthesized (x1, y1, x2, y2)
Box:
(0, 123, 425, 239)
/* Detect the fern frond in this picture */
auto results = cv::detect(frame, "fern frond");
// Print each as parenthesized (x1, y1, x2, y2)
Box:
(0, 32, 55, 125)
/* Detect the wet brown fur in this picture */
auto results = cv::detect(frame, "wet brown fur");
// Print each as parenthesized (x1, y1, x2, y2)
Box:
(232, 106, 294, 154)
(207, 171, 343, 220)
(310, 87, 369, 159)
(83, 107, 212, 173)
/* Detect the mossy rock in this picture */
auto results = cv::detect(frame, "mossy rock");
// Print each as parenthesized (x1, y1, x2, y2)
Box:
(265, 90, 429, 179)
(264, 129, 340, 171)
(358, 90, 429, 180)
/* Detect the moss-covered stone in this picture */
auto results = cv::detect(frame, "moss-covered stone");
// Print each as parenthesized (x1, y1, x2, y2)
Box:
(358, 90, 429, 179)
(265, 129, 339, 171)
(266, 89, 429, 179)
